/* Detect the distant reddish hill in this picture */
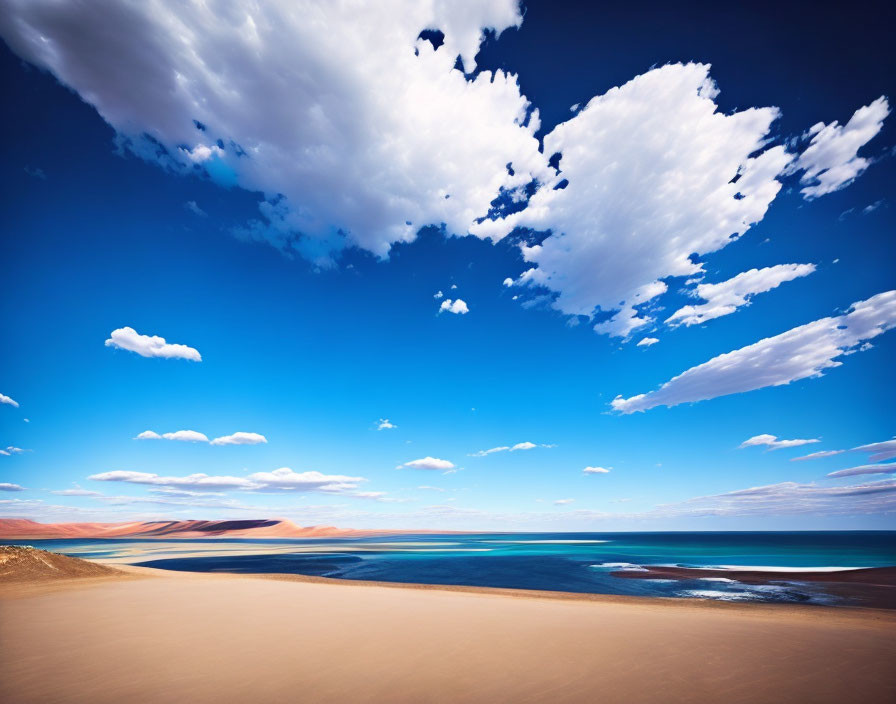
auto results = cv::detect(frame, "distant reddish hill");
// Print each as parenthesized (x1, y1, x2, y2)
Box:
(0, 518, 380, 540)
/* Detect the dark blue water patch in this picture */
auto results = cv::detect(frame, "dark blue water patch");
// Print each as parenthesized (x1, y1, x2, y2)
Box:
(136, 553, 364, 576)
(132, 552, 836, 605)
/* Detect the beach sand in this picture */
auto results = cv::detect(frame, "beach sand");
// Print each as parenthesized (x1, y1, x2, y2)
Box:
(1, 566, 894, 704)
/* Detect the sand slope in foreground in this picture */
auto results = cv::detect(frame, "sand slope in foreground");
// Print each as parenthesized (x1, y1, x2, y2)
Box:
(1, 567, 894, 704)
(0, 545, 123, 582)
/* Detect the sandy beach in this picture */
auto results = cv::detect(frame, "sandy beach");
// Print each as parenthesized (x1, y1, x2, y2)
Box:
(2, 565, 895, 704)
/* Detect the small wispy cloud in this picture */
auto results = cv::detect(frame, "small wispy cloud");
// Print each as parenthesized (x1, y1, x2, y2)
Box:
(852, 437, 896, 462)
(397, 457, 455, 471)
(184, 200, 207, 217)
(739, 434, 820, 451)
(826, 463, 896, 479)
(470, 441, 553, 457)
(583, 466, 611, 474)
(377, 419, 397, 430)
(791, 450, 845, 461)
(0, 483, 25, 491)
(0, 393, 20, 408)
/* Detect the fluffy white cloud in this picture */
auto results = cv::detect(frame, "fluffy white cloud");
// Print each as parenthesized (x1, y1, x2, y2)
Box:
(439, 298, 469, 314)
(739, 434, 820, 451)
(377, 419, 397, 430)
(0, 393, 19, 407)
(105, 327, 201, 361)
(666, 264, 816, 327)
(791, 450, 845, 461)
(210, 432, 268, 446)
(473, 63, 791, 337)
(0, 0, 546, 264)
(613, 290, 896, 413)
(397, 457, 455, 471)
(88, 467, 364, 493)
(136, 429, 210, 443)
(1, 446, 28, 456)
(136, 430, 266, 444)
(827, 463, 896, 479)
(852, 437, 896, 462)
(636, 337, 659, 347)
(583, 466, 611, 474)
(0, 483, 25, 491)
(470, 441, 550, 457)
(433, 291, 444, 299)
(135, 431, 162, 440)
(790, 97, 890, 199)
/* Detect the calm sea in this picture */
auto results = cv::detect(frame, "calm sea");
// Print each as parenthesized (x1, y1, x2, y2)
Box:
(12, 531, 896, 606)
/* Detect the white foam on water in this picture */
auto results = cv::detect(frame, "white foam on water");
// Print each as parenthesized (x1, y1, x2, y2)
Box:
(485, 540, 610, 544)
(590, 562, 648, 571)
(680, 589, 759, 601)
(699, 577, 737, 583)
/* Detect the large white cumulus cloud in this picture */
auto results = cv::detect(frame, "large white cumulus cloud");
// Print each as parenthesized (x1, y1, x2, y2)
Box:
(0, 0, 546, 263)
(1, 2, 888, 343)
(475, 63, 792, 336)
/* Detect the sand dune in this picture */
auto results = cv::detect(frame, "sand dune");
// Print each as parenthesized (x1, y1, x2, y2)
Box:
(0, 517, 381, 540)
(0, 545, 123, 582)
(1, 561, 894, 703)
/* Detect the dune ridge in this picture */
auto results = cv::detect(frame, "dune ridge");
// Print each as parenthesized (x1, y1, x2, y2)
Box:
(0, 518, 383, 540)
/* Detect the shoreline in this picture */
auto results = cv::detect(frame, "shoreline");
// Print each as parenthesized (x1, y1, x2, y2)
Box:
(6, 562, 895, 622)
(2, 564, 894, 703)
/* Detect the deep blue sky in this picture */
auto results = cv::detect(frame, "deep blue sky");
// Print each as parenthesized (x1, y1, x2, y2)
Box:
(1, 0, 894, 529)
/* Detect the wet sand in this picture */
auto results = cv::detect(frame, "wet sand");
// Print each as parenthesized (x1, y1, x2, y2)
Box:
(1, 566, 894, 704)
(611, 565, 896, 609)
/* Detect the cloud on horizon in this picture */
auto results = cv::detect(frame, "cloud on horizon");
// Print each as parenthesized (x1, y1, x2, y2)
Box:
(88, 467, 366, 494)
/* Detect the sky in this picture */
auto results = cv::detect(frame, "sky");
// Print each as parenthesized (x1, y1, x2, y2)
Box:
(0, 0, 894, 531)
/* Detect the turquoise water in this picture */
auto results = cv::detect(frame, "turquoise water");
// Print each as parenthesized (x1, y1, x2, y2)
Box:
(12, 531, 896, 606)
